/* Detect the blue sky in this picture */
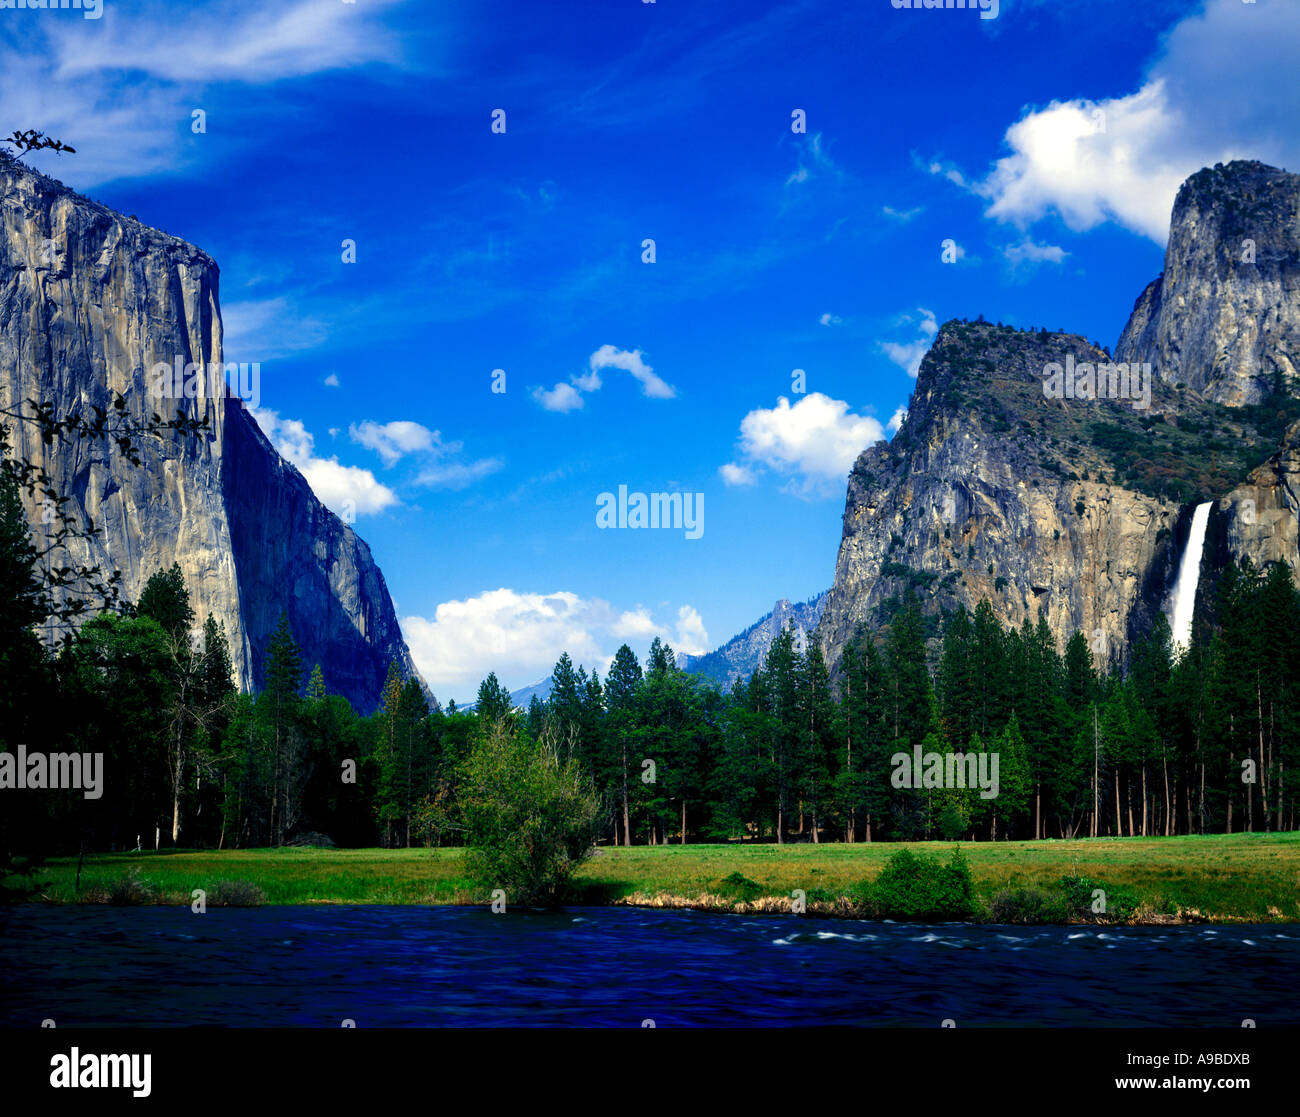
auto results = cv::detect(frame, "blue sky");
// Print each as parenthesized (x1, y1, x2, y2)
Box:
(6, 0, 1300, 702)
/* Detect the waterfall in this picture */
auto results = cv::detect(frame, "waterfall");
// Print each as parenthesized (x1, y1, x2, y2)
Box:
(1169, 501, 1213, 653)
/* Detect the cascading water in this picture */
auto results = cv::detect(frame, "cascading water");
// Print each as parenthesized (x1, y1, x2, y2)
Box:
(1169, 501, 1213, 653)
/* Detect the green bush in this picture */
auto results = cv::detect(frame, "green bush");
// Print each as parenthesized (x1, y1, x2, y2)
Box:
(460, 719, 602, 908)
(1060, 875, 1139, 922)
(866, 847, 977, 921)
(716, 872, 763, 902)
(986, 887, 1067, 924)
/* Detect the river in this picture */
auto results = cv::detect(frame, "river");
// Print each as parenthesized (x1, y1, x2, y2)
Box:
(1, 906, 1295, 1027)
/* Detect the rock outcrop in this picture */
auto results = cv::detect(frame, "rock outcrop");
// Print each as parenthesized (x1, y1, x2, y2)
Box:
(0, 152, 425, 712)
(1117, 161, 1300, 406)
(821, 161, 1300, 675)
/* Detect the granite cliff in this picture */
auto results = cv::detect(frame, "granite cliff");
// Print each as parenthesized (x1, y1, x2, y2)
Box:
(0, 152, 425, 711)
(820, 160, 1300, 676)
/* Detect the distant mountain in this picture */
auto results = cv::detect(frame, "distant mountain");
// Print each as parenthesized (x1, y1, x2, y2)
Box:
(680, 593, 829, 687)
(509, 678, 553, 707)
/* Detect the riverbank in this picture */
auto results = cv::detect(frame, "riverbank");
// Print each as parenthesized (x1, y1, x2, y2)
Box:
(17, 832, 1300, 923)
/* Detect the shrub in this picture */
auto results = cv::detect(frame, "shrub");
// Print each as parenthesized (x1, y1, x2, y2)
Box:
(716, 872, 763, 902)
(1060, 875, 1139, 922)
(460, 719, 602, 908)
(986, 887, 1067, 924)
(106, 868, 154, 905)
(209, 880, 266, 907)
(866, 847, 977, 921)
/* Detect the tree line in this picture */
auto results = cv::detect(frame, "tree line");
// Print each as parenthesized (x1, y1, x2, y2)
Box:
(4, 557, 1298, 857)
(3, 408, 1298, 858)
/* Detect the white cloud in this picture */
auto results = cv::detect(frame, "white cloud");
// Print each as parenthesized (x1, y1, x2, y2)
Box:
(589, 344, 675, 399)
(719, 462, 758, 487)
(345, 419, 502, 488)
(887, 407, 908, 435)
(401, 588, 709, 703)
(249, 408, 397, 517)
(1002, 238, 1069, 269)
(1, 0, 407, 188)
(819, 313, 843, 326)
(533, 344, 675, 412)
(414, 457, 505, 490)
(532, 382, 585, 413)
(324, 373, 340, 387)
(725, 392, 885, 499)
(349, 420, 437, 466)
(882, 205, 923, 222)
(55, 0, 403, 84)
(970, 0, 1300, 243)
(880, 308, 939, 378)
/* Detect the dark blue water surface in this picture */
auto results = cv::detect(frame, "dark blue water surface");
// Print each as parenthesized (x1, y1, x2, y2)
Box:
(1, 905, 1295, 1027)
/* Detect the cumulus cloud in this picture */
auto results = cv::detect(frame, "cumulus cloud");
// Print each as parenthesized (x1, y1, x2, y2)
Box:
(819, 313, 843, 326)
(532, 382, 585, 413)
(324, 373, 340, 387)
(533, 344, 675, 412)
(346, 419, 502, 487)
(966, 0, 1300, 242)
(719, 462, 758, 487)
(401, 588, 709, 703)
(887, 407, 908, 435)
(880, 308, 939, 378)
(722, 392, 885, 499)
(250, 408, 397, 517)
(349, 420, 437, 466)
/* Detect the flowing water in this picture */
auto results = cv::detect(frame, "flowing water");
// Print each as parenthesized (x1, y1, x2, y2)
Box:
(1170, 501, 1213, 651)
(1, 905, 1295, 1027)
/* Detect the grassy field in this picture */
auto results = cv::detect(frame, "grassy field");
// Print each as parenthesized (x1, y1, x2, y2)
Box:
(22, 832, 1300, 923)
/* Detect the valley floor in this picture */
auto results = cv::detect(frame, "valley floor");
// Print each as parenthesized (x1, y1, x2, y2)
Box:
(24, 832, 1300, 923)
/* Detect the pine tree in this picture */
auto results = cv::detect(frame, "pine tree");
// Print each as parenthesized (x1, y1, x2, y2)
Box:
(137, 564, 195, 642)
(475, 672, 513, 724)
(605, 644, 643, 845)
(262, 612, 304, 845)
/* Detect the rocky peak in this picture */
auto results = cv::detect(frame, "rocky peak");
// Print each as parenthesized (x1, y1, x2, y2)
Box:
(1117, 160, 1300, 405)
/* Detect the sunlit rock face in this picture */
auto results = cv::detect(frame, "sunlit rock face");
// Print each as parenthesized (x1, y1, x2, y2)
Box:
(1118, 160, 1300, 407)
(821, 161, 1300, 674)
(0, 152, 425, 711)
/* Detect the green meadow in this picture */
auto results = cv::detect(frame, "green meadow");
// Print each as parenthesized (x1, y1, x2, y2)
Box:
(25, 831, 1300, 923)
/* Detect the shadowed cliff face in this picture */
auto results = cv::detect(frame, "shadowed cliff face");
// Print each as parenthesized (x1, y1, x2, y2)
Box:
(820, 160, 1300, 676)
(0, 152, 426, 712)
